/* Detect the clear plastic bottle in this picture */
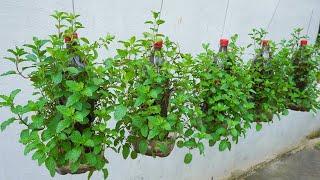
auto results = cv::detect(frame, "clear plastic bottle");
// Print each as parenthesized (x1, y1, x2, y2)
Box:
(252, 40, 273, 122)
(219, 38, 229, 53)
(293, 39, 309, 90)
(260, 40, 271, 60)
(253, 40, 272, 75)
(150, 40, 164, 66)
(216, 38, 229, 68)
(65, 32, 85, 68)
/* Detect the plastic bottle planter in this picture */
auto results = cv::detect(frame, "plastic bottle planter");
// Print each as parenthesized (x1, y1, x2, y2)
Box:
(288, 39, 311, 111)
(56, 149, 105, 175)
(149, 40, 164, 66)
(198, 39, 230, 134)
(130, 40, 176, 158)
(251, 40, 274, 122)
(200, 39, 246, 133)
(56, 164, 94, 175)
(56, 155, 96, 175)
(56, 150, 105, 175)
(129, 115, 177, 157)
(131, 135, 176, 157)
(55, 33, 101, 175)
(200, 39, 229, 117)
(288, 104, 310, 112)
(214, 38, 229, 69)
(65, 33, 86, 68)
(293, 39, 309, 90)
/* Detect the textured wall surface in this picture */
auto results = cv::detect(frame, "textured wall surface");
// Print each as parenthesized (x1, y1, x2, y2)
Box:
(0, 0, 320, 180)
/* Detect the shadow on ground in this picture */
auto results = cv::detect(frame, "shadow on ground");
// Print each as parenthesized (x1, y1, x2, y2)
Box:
(243, 139, 320, 180)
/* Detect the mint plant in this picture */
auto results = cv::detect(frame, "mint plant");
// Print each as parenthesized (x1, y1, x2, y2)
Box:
(248, 29, 293, 128)
(1, 10, 319, 179)
(112, 11, 193, 160)
(0, 11, 117, 179)
(282, 29, 320, 111)
(187, 35, 255, 152)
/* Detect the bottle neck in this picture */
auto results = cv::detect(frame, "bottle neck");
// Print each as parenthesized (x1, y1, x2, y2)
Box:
(66, 41, 79, 52)
(261, 46, 270, 59)
(299, 44, 307, 49)
(219, 46, 228, 52)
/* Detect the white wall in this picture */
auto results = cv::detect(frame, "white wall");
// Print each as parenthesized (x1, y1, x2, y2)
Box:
(0, 0, 320, 180)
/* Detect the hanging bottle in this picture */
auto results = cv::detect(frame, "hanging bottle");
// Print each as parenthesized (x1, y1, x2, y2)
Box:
(261, 40, 272, 75)
(65, 32, 85, 68)
(219, 38, 229, 53)
(293, 39, 309, 90)
(254, 40, 271, 62)
(149, 39, 170, 117)
(150, 40, 164, 66)
(215, 38, 229, 68)
(260, 40, 271, 60)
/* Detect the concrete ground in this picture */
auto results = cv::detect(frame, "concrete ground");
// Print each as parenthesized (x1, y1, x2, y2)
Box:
(236, 138, 320, 180)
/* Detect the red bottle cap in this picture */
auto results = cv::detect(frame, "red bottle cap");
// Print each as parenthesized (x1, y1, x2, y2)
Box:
(64, 37, 70, 43)
(261, 40, 269, 46)
(64, 32, 78, 43)
(220, 38, 229, 47)
(154, 40, 163, 49)
(300, 39, 308, 46)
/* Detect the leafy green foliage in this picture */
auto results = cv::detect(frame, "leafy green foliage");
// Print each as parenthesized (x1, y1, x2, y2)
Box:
(0, 117, 15, 131)
(184, 153, 192, 164)
(113, 11, 193, 160)
(281, 28, 320, 111)
(1, 10, 319, 179)
(0, 11, 116, 178)
(248, 28, 294, 123)
(186, 35, 254, 152)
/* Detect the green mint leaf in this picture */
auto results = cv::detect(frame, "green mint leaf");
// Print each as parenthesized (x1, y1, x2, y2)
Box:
(256, 123, 262, 131)
(140, 125, 148, 138)
(52, 72, 62, 84)
(66, 67, 80, 75)
(122, 144, 130, 159)
(147, 128, 159, 140)
(114, 105, 127, 121)
(66, 93, 81, 107)
(66, 81, 84, 92)
(56, 119, 72, 133)
(0, 117, 15, 131)
(219, 140, 228, 151)
(66, 146, 82, 163)
(134, 95, 146, 107)
(102, 168, 109, 180)
(45, 157, 56, 177)
(0, 70, 16, 77)
(184, 153, 192, 164)
(130, 151, 138, 159)
(138, 140, 148, 154)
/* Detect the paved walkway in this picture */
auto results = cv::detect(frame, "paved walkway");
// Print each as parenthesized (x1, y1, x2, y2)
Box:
(244, 141, 320, 180)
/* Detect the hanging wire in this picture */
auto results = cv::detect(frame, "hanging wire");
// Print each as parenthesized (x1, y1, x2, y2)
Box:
(221, 0, 230, 38)
(72, 0, 75, 15)
(265, 0, 281, 35)
(71, 0, 75, 30)
(159, 0, 164, 19)
(155, 0, 165, 41)
(306, 9, 314, 38)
